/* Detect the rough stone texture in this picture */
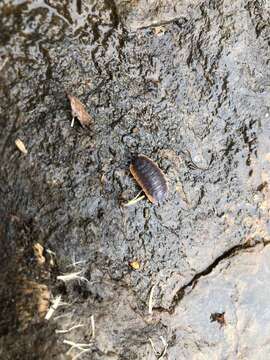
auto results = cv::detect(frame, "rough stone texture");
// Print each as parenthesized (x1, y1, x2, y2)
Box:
(0, 0, 269, 359)
(115, 0, 200, 30)
(163, 243, 270, 359)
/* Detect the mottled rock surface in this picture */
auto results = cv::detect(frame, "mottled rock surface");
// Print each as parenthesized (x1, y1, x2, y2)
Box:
(163, 244, 270, 359)
(0, 0, 269, 359)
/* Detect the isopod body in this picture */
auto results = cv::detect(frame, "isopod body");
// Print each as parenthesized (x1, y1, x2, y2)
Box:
(130, 155, 168, 204)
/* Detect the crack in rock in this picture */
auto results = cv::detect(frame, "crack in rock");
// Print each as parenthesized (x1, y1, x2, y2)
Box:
(168, 239, 270, 313)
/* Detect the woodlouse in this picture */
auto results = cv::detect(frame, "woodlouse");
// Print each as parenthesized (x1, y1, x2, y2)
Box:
(130, 155, 168, 204)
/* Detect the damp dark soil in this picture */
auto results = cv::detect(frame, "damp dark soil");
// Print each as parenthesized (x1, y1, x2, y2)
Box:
(0, 1, 270, 359)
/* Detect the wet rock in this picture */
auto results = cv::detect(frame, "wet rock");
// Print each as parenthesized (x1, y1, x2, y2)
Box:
(0, 0, 269, 358)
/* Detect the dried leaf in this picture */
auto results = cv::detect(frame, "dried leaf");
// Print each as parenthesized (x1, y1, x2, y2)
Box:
(33, 243, 45, 265)
(67, 94, 93, 128)
(15, 138, 28, 154)
(210, 312, 226, 327)
(18, 280, 51, 327)
(153, 26, 166, 36)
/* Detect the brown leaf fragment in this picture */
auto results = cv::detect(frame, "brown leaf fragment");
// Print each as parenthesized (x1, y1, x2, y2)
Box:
(210, 312, 226, 327)
(129, 260, 140, 270)
(15, 138, 28, 154)
(33, 243, 46, 265)
(17, 280, 51, 329)
(153, 25, 166, 36)
(67, 94, 93, 128)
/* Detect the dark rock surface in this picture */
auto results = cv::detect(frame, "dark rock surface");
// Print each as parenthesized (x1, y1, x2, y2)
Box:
(0, 0, 269, 359)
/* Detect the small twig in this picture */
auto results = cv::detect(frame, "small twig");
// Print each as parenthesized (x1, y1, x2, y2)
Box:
(159, 336, 168, 358)
(57, 271, 89, 283)
(0, 57, 8, 72)
(45, 248, 56, 266)
(45, 295, 62, 320)
(72, 348, 92, 360)
(63, 340, 93, 354)
(149, 338, 157, 354)
(71, 117, 75, 127)
(123, 191, 145, 207)
(64, 341, 92, 347)
(67, 259, 87, 268)
(56, 323, 84, 334)
(58, 300, 74, 307)
(148, 284, 156, 315)
(149, 336, 168, 359)
(90, 315, 95, 338)
(54, 311, 74, 320)
(46, 248, 56, 256)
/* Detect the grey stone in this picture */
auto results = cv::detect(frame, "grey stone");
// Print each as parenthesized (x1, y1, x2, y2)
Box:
(0, 0, 269, 358)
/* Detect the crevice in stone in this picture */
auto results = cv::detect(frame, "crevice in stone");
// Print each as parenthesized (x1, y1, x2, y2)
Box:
(168, 239, 270, 313)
